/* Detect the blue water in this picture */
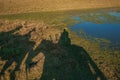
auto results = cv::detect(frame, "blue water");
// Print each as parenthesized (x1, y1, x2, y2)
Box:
(69, 12, 120, 43)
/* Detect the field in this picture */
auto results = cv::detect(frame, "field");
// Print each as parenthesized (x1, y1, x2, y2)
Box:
(0, 0, 120, 80)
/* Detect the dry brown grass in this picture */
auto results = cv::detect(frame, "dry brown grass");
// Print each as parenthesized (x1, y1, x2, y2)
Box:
(0, 0, 120, 14)
(0, 20, 62, 80)
(0, 20, 119, 80)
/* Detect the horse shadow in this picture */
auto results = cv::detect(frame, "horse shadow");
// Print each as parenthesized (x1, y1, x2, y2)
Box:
(0, 26, 35, 80)
(26, 29, 107, 80)
(0, 26, 107, 80)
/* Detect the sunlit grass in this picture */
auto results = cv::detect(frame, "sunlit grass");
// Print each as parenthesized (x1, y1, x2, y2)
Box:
(0, 8, 120, 78)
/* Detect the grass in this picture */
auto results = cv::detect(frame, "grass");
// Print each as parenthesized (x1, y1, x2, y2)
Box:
(0, 7, 119, 24)
(0, 8, 120, 79)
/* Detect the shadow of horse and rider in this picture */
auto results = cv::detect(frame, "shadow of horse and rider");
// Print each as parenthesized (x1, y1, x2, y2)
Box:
(0, 26, 107, 80)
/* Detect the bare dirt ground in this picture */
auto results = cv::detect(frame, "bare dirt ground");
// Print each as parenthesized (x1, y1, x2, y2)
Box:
(0, 0, 120, 15)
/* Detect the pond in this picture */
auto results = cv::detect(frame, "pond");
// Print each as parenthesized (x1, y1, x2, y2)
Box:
(68, 11, 120, 48)
(0, 9, 120, 48)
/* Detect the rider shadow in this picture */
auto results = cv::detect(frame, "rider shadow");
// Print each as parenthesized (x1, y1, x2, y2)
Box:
(0, 27, 107, 80)
(0, 26, 35, 80)
(26, 29, 107, 80)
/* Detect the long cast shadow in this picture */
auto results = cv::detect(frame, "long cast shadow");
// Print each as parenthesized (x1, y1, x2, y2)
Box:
(26, 29, 107, 80)
(0, 26, 35, 80)
(0, 27, 106, 80)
